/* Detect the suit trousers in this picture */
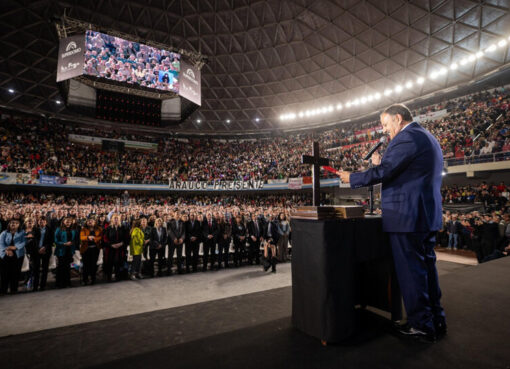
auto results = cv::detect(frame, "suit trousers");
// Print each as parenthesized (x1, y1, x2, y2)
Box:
(388, 232, 445, 333)
(168, 242, 184, 272)
(149, 247, 165, 276)
(247, 239, 260, 264)
(218, 239, 231, 267)
(30, 252, 51, 290)
(185, 240, 200, 272)
(82, 247, 99, 284)
(0, 255, 23, 294)
(233, 239, 246, 266)
(202, 239, 216, 270)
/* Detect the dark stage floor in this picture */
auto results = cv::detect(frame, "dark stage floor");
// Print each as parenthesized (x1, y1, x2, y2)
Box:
(1, 258, 509, 369)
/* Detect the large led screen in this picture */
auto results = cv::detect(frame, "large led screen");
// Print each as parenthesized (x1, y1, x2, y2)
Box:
(83, 30, 180, 93)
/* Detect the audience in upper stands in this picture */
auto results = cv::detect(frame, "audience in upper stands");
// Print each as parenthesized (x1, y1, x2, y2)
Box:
(1, 89, 509, 184)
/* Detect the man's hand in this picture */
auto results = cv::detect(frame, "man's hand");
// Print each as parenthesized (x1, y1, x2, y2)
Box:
(338, 170, 351, 184)
(371, 152, 382, 166)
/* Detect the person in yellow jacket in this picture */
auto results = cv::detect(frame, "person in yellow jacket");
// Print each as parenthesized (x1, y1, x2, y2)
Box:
(129, 219, 144, 280)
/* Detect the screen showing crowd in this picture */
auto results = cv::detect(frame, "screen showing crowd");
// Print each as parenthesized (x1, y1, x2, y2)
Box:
(83, 30, 180, 93)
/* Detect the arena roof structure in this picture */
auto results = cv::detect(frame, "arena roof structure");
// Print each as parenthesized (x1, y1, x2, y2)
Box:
(2, 0, 510, 135)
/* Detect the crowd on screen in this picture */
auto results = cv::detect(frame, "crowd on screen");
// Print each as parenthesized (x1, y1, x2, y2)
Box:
(1, 89, 510, 184)
(84, 31, 180, 91)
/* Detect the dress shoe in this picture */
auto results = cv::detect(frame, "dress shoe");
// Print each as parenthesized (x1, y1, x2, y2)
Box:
(435, 322, 447, 338)
(396, 323, 436, 343)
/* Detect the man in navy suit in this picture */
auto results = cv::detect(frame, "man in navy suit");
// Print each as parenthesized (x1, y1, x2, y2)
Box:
(339, 104, 446, 342)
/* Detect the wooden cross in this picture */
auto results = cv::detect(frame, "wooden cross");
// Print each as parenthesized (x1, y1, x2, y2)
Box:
(302, 141, 329, 206)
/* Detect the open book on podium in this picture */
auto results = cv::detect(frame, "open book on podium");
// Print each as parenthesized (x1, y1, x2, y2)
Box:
(291, 206, 365, 220)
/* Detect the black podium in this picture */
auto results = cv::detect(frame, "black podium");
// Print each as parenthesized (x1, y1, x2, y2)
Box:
(290, 216, 402, 343)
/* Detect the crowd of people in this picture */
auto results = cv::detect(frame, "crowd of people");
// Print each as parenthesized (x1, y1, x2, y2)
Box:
(1, 89, 509, 184)
(0, 192, 303, 295)
(439, 182, 510, 263)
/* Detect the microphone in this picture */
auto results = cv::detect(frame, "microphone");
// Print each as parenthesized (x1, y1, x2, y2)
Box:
(363, 136, 387, 161)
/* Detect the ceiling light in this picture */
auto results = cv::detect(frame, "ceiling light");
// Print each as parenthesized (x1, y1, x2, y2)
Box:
(255, 118, 260, 122)
(305, 111, 310, 117)
(429, 71, 438, 79)
(352, 99, 360, 106)
(394, 85, 403, 93)
(226, 119, 231, 123)
(416, 77, 425, 84)
(405, 81, 413, 89)
(374, 92, 381, 100)
(498, 39, 507, 47)
(298, 112, 303, 118)
(56, 100, 61, 104)
(468, 55, 476, 62)
(336, 104, 343, 110)
(450, 63, 458, 70)
(321, 107, 328, 113)
(459, 58, 468, 66)
(475, 51, 484, 58)
(486, 44, 497, 52)
(439, 67, 447, 75)
(328, 105, 334, 112)
(197, 119, 201, 123)
(384, 89, 392, 96)
(346, 101, 351, 108)
(367, 95, 373, 102)
(8, 88, 14, 94)
(360, 96, 367, 104)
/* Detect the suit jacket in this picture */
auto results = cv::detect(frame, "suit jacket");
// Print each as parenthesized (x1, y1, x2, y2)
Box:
(247, 220, 263, 239)
(202, 219, 219, 242)
(185, 219, 202, 242)
(150, 227, 167, 249)
(168, 220, 186, 244)
(350, 122, 443, 233)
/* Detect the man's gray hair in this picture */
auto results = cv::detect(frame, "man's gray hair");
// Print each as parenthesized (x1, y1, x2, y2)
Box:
(382, 104, 413, 122)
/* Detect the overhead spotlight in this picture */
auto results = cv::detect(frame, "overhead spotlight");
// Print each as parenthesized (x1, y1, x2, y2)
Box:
(486, 44, 497, 52)
(305, 110, 310, 117)
(255, 117, 260, 122)
(405, 81, 413, 89)
(475, 51, 484, 58)
(226, 119, 231, 123)
(374, 92, 381, 100)
(346, 101, 351, 108)
(468, 54, 476, 62)
(395, 85, 403, 93)
(450, 63, 458, 70)
(298, 112, 303, 118)
(321, 107, 328, 114)
(498, 39, 507, 47)
(352, 99, 360, 106)
(336, 103, 343, 110)
(417, 77, 425, 84)
(360, 96, 367, 104)
(197, 119, 201, 123)
(429, 71, 438, 79)
(367, 95, 373, 102)
(8, 88, 14, 94)
(56, 100, 61, 104)
(328, 105, 334, 112)
(279, 115, 284, 120)
(384, 89, 392, 96)
(439, 67, 447, 75)
(459, 58, 468, 66)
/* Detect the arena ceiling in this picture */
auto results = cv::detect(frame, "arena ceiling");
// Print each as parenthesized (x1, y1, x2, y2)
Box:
(1, 0, 510, 135)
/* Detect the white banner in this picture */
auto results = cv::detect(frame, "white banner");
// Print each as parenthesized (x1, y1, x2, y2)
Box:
(288, 177, 303, 190)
